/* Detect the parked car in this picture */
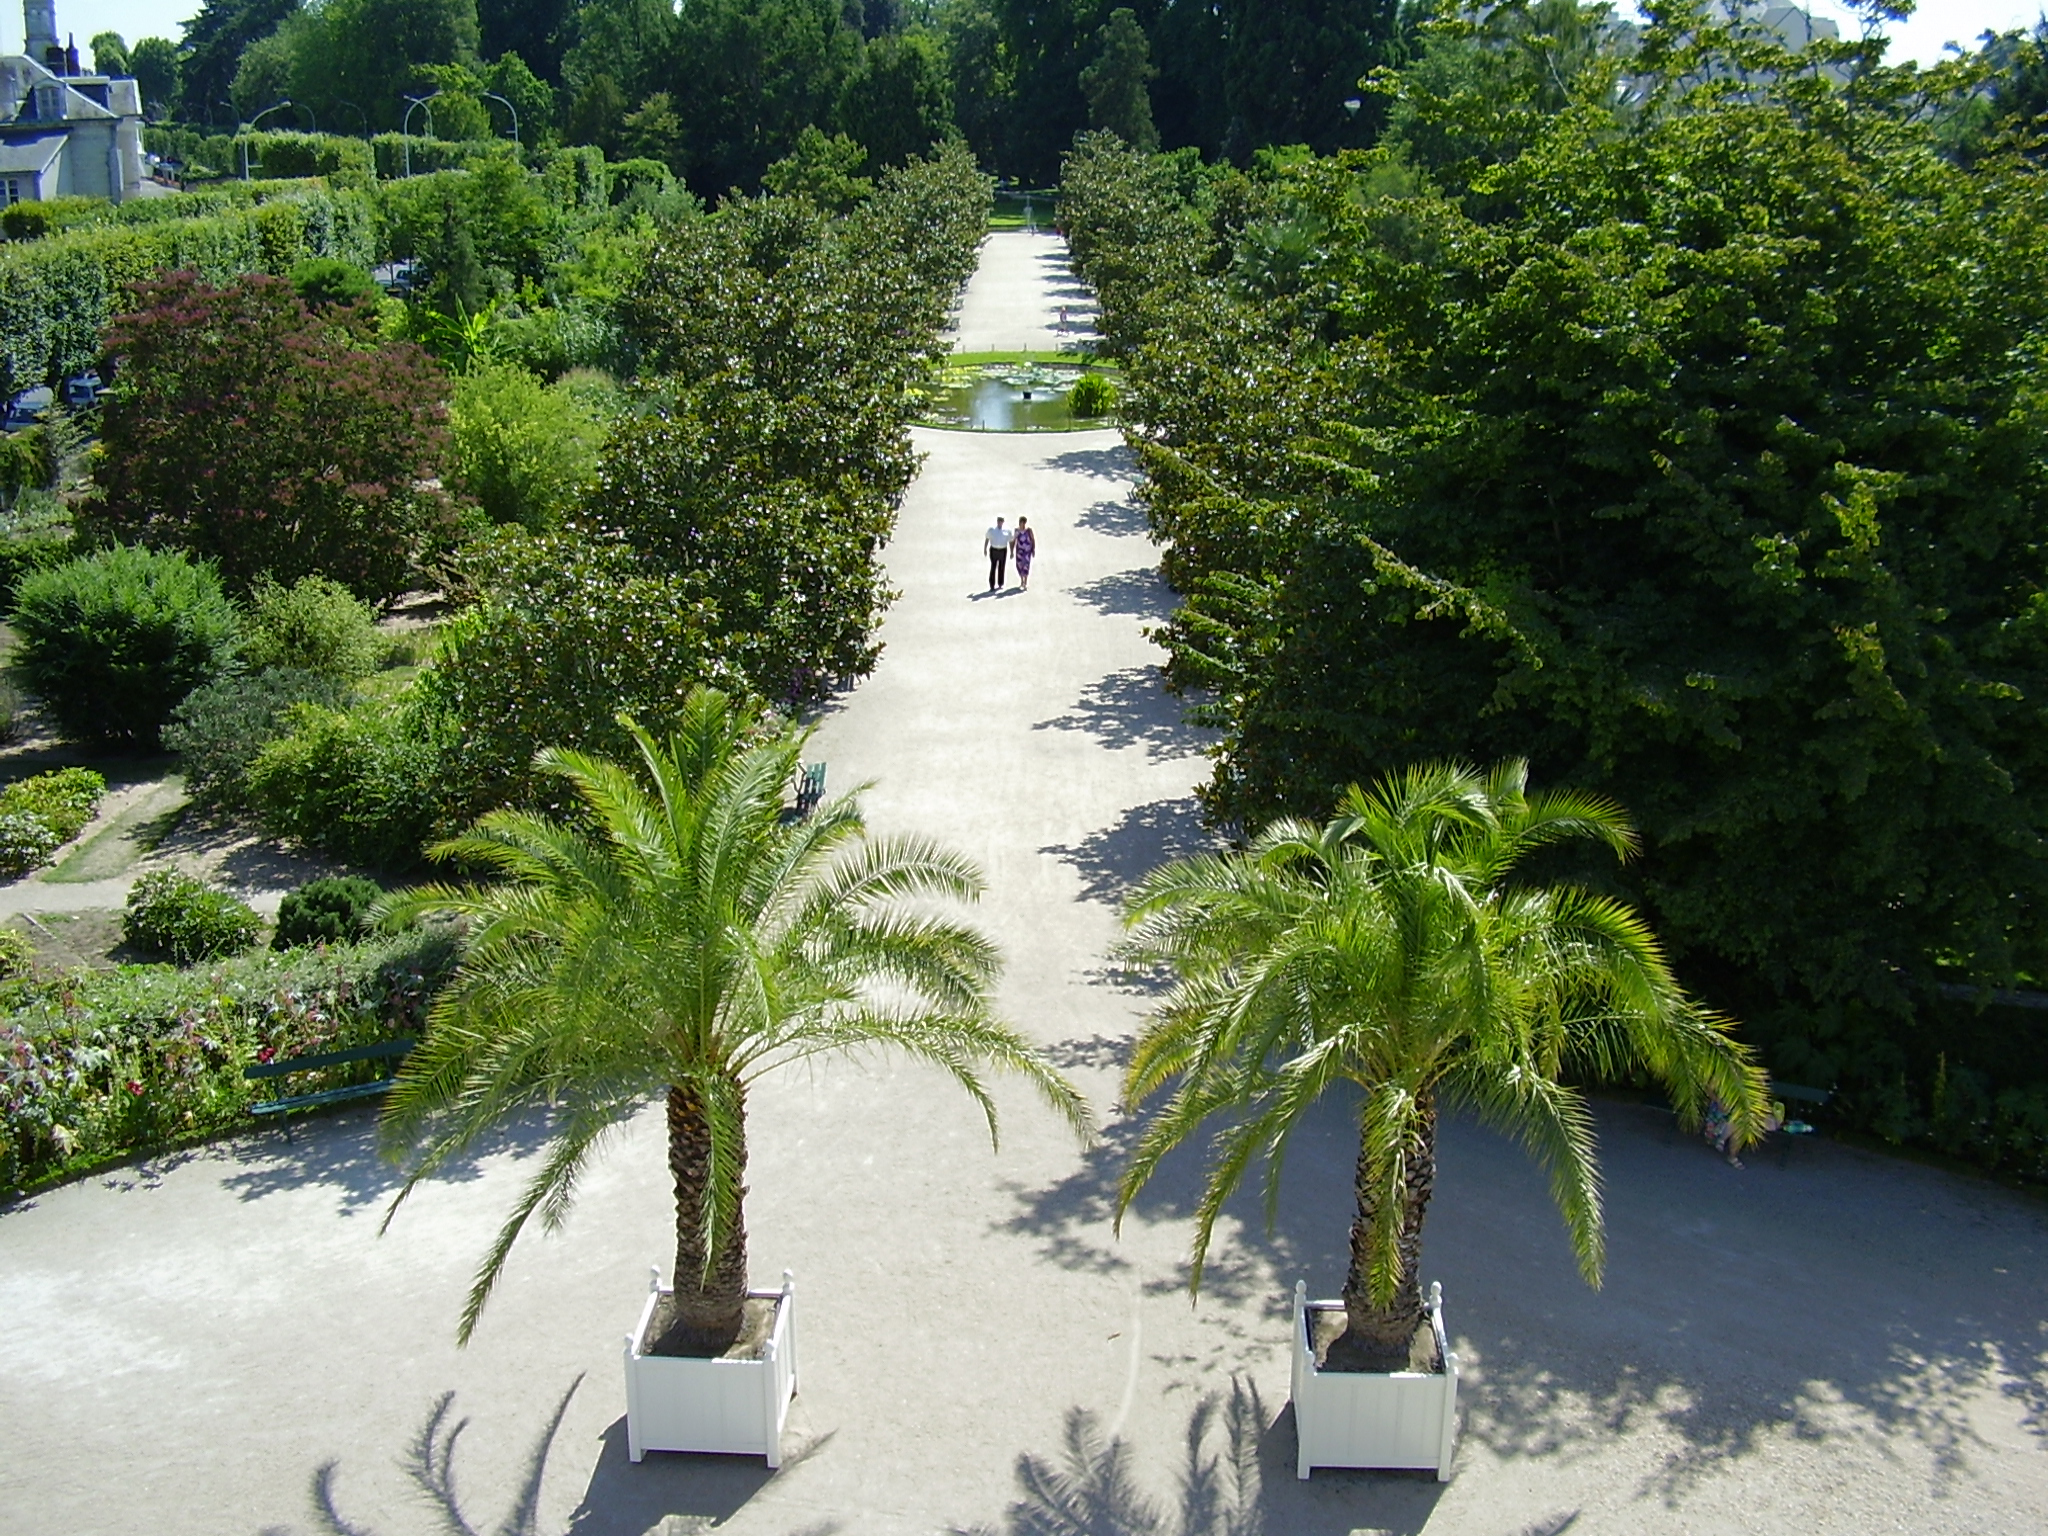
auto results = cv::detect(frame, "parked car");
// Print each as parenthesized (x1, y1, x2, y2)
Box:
(61, 373, 103, 409)
(3, 386, 49, 431)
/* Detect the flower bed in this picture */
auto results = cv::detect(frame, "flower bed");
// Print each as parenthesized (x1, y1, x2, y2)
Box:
(0, 923, 460, 1193)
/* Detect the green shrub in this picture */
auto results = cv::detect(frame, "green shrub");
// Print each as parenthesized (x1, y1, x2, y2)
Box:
(241, 575, 386, 680)
(273, 875, 385, 949)
(161, 668, 351, 812)
(449, 361, 609, 531)
(0, 531, 71, 610)
(11, 546, 241, 748)
(1068, 372, 1116, 418)
(245, 699, 444, 869)
(289, 256, 379, 311)
(122, 870, 264, 963)
(0, 767, 107, 879)
(0, 923, 461, 1192)
(0, 924, 32, 978)
(416, 531, 725, 823)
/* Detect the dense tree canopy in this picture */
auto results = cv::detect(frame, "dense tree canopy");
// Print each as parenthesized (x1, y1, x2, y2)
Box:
(1063, 7, 2048, 1162)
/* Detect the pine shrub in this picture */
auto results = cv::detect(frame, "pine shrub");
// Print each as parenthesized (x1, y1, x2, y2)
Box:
(11, 546, 240, 747)
(273, 875, 385, 949)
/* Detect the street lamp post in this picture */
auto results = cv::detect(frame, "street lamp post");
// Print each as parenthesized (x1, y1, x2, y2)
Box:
(243, 99, 293, 180)
(401, 92, 438, 177)
(334, 99, 367, 138)
(479, 89, 520, 150)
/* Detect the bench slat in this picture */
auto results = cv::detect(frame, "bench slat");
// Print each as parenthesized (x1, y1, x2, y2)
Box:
(244, 1037, 416, 1081)
(249, 1080, 399, 1117)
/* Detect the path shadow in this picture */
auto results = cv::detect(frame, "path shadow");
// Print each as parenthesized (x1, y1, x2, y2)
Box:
(259, 1375, 826, 1536)
(220, 1101, 559, 1216)
(953, 1376, 1445, 1536)
(262, 1376, 585, 1536)
(565, 1417, 834, 1535)
(1077, 498, 1151, 538)
(994, 1080, 1352, 1305)
(1066, 571, 1178, 622)
(1040, 797, 1217, 905)
(1035, 671, 1204, 762)
(1040, 447, 1136, 483)
(1429, 1102, 2048, 1505)
(1001, 1084, 2048, 1514)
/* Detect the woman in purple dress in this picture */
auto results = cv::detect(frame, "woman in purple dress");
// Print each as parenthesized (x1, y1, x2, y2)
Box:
(1013, 517, 1036, 591)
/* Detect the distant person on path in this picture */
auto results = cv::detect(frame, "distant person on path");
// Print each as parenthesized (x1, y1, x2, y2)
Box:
(985, 517, 1013, 590)
(1013, 517, 1036, 590)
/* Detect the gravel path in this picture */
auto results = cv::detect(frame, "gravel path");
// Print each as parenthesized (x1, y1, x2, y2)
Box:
(1, 235, 2043, 1536)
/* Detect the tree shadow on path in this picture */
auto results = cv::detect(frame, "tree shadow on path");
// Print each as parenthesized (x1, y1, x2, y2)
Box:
(1040, 797, 1218, 904)
(1035, 674, 1206, 764)
(1040, 447, 1137, 483)
(1065, 570, 1177, 622)
(260, 1374, 835, 1536)
(951, 1377, 1456, 1536)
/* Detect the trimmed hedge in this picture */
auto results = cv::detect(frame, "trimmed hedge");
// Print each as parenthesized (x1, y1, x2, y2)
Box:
(0, 923, 461, 1192)
(0, 185, 376, 398)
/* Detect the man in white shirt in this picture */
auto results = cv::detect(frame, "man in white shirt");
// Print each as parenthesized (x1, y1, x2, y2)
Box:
(985, 517, 1014, 591)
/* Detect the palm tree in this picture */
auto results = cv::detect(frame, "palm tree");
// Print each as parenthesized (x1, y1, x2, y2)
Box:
(1115, 760, 1767, 1369)
(378, 686, 1090, 1346)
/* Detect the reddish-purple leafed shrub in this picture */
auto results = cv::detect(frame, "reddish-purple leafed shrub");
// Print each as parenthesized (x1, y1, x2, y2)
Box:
(89, 271, 456, 606)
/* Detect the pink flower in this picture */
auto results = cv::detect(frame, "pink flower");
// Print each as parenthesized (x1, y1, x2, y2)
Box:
(126, 1079, 145, 1096)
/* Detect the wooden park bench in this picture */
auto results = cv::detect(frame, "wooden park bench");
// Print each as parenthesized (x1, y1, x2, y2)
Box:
(244, 1038, 415, 1123)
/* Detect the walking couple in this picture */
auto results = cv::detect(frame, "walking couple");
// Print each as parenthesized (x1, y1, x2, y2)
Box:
(984, 516, 1035, 591)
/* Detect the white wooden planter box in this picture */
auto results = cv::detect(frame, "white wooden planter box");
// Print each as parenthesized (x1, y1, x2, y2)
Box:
(1290, 1279, 1459, 1481)
(624, 1268, 798, 1466)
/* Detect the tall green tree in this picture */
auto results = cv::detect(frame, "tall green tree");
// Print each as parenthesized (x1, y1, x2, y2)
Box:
(288, 0, 482, 134)
(177, 0, 299, 125)
(1117, 762, 1767, 1363)
(1069, 12, 2048, 1136)
(128, 36, 180, 115)
(89, 31, 128, 76)
(1222, 0, 1408, 153)
(836, 28, 955, 169)
(667, 0, 865, 195)
(379, 690, 1090, 1344)
(477, 0, 574, 81)
(1080, 7, 1158, 150)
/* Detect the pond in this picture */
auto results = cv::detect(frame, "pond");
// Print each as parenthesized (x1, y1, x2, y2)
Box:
(919, 361, 1114, 433)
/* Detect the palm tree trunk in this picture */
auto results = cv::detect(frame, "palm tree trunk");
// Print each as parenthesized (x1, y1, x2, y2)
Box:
(1341, 1091, 1437, 1367)
(667, 1077, 750, 1346)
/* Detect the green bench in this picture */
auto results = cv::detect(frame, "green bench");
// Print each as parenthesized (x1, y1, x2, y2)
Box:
(1772, 1081, 1832, 1164)
(245, 1038, 415, 1120)
(792, 763, 826, 818)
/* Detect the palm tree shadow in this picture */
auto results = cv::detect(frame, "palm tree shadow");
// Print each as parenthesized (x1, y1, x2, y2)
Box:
(259, 1375, 827, 1536)
(993, 1083, 1356, 1301)
(265, 1376, 583, 1536)
(952, 1379, 1449, 1536)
